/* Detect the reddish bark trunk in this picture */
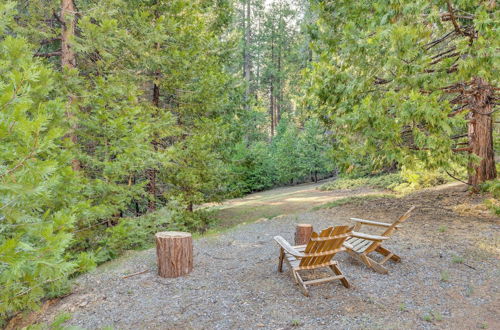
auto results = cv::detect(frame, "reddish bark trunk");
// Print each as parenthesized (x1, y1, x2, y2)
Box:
(155, 232, 193, 278)
(295, 224, 313, 245)
(61, 0, 76, 69)
(467, 78, 497, 186)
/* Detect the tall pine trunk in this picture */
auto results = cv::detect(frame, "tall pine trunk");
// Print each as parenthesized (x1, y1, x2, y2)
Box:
(467, 77, 497, 186)
(270, 83, 274, 137)
(147, 80, 160, 211)
(270, 30, 275, 137)
(243, 0, 251, 110)
(61, 0, 80, 171)
(276, 43, 281, 125)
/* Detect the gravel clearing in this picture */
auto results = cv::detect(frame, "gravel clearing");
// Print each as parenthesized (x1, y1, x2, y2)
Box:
(36, 183, 499, 329)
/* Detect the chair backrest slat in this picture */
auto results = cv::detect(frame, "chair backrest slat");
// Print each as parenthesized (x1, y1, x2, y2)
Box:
(299, 226, 351, 268)
(364, 206, 416, 254)
(381, 206, 416, 237)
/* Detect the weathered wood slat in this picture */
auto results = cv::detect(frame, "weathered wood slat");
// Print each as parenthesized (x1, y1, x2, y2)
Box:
(303, 275, 344, 286)
(344, 206, 415, 274)
(351, 232, 388, 241)
(274, 225, 352, 296)
(353, 240, 372, 253)
(350, 218, 402, 228)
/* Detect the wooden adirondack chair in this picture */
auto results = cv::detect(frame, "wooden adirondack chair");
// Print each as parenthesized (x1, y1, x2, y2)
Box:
(344, 206, 416, 274)
(274, 225, 352, 296)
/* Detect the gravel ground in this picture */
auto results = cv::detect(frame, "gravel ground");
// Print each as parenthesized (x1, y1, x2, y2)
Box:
(35, 184, 499, 329)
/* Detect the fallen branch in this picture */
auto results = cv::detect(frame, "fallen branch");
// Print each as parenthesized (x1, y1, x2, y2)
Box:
(445, 169, 472, 186)
(122, 270, 148, 279)
(463, 263, 477, 270)
(34, 51, 62, 58)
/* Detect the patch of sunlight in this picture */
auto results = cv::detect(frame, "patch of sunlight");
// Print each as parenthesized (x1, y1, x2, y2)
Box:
(475, 234, 500, 257)
(285, 196, 340, 202)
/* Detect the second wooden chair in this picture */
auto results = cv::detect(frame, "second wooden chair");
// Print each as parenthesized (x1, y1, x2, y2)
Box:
(274, 225, 352, 296)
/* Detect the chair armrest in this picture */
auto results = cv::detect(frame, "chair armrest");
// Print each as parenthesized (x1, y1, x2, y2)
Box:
(292, 244, 307, 252)
(274, 236, 304, 257)
(351, 231, 389, 241)
(350, 218, 401, 229)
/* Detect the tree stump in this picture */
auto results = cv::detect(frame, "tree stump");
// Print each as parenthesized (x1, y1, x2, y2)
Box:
(295, 224, 313, 245)
(155, 231, 193, 278)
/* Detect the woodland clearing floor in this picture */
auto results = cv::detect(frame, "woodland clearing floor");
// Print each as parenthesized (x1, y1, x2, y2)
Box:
(30, 182, 499, 329)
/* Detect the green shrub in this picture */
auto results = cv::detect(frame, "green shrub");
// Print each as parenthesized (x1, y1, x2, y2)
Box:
(479, 179, 500, 215)
(320, 173, 404, 191)
(313, 194, 397, 210)
(93, 207, 213, 264)
(0, 33, 92, 323)
(321, 165, 455, 193)
(451, 255, 464, 264)
(479, 178, 500, 199)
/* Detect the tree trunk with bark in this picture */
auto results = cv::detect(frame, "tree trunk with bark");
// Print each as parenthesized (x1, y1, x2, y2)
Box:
(244, 0, 251, 109)
(155, 232, 193, 278)
(295, 224, 313, 245)
(147, 80, 160, 211)
(61, 0, 80, 171)
(467, 77, 497, 186)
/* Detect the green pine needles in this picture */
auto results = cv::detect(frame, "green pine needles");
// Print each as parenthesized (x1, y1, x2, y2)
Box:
(0, 34, 91, 320)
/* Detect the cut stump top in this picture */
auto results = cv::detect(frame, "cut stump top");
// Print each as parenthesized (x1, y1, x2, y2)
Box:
(155, 231, 192, 239)
(297, 224, 312, 227)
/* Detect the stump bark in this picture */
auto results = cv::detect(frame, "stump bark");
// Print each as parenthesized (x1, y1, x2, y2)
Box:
(155, 231, 193, 278)
(295, 224, 313, 245)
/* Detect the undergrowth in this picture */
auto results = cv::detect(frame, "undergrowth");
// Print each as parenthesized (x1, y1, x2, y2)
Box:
(479, 179, 500, 215)
(312, 194, 397, 210)
(320, 168, 454, 193)
(72, 208, 216, 266)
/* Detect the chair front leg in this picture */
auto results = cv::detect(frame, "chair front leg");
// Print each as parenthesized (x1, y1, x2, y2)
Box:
(294, 270, 309, 296)
(376, 246, 401, 263)
(362, 253, 389, 274)
(330, 263, 350, 288)
(278, 247, 285, 272)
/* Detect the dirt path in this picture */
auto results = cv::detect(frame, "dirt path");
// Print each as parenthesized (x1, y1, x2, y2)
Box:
(30, 183, 499, 329)
(206, 180, 384, 228)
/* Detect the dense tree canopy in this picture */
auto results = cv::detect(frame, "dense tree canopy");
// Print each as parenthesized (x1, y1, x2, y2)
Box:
(0, 0, 496, 323)
(306, 0, 498, 183)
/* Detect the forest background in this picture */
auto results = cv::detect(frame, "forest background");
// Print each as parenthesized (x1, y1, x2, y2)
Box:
(0, 0, 497, 323)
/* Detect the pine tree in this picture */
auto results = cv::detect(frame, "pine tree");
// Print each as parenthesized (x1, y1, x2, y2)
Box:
(0, 6, 90, 320)
(298, 118, 332, 182)
(271, 116, 302, 184)
(307, 0, 497, 184)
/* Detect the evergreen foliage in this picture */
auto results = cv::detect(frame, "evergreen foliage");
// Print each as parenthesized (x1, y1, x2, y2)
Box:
(0, 14, 91, 319)
(2, 0, 494, 323)
(306, 0, 498, 181)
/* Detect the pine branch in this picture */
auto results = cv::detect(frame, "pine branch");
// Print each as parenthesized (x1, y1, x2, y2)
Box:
(451, 133, 468, 139)
(34, 50, 62, 58)
(40, 37, 61, 45)
(452, 146, 472, 152)
(445, 169, 472, 186)
(0, 134, 39, 179)
(445, 1, 463, 35)
(424, 31, 455, 50)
